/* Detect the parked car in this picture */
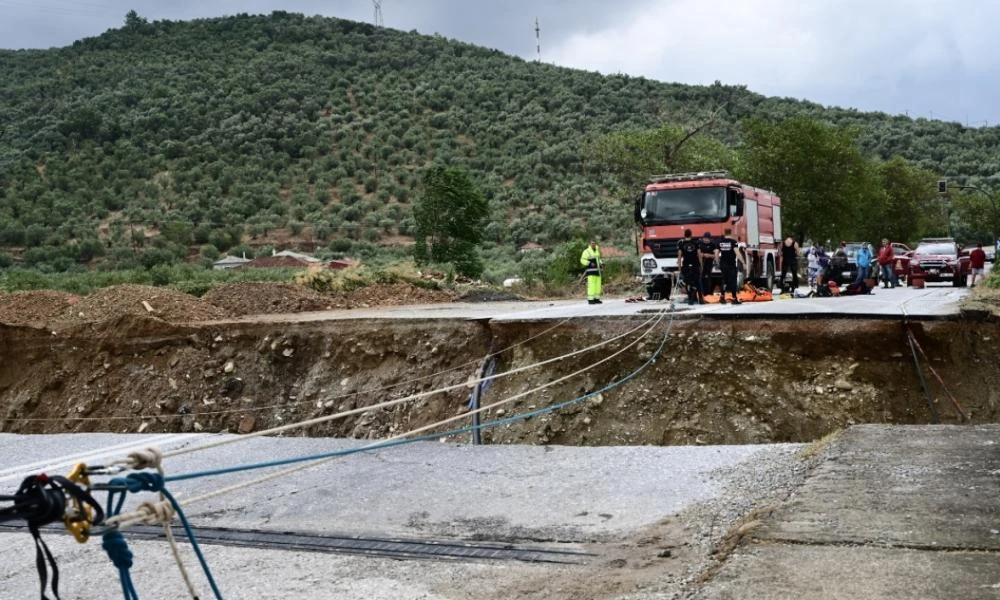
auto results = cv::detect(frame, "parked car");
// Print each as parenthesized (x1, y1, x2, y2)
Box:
(908, 238, 970, 287)
(889, 242, 912, 284)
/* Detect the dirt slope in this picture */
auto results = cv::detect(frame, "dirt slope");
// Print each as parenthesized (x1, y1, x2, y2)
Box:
(0, 282, 997, 443)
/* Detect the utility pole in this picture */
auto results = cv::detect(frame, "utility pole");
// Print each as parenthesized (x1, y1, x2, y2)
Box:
(373, 1, 383, 27)
(937, 179, 953, 238)
(535, 18, 541, 62)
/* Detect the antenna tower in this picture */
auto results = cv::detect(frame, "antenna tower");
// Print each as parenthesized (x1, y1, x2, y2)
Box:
(373, 1, 383, 27)
(535, 17, 541, 62)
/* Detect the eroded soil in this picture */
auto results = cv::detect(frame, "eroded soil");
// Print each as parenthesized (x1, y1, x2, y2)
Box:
(1, 283, 997, 444)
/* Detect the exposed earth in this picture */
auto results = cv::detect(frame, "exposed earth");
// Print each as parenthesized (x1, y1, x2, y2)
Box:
(1, 282, 999, 443)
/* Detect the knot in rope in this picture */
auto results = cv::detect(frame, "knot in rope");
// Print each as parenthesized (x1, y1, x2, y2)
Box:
(127, 447, 163, 471)
(136, 500, 174, 525)
(127, 471, 165, 493)
(102, 531, 134, 570)
(108, 471, 165, 494)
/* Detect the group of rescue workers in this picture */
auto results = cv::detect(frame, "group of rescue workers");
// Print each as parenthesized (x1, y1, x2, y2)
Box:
(579, 233, 990, 305)
(579, 231, 748, 306)
(677, 228, 746, 305)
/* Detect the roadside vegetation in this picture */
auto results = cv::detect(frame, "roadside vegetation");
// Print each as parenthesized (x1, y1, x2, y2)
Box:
(1, 11, 998, 293)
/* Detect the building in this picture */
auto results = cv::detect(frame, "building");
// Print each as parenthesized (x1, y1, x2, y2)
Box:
(518, 242, 545, 253)
(212, 255, 252, 270)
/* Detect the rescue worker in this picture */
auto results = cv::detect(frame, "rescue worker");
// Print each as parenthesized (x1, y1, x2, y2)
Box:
(698, 231, 719, 296)
(580, 239, 603, 304)
(779, 237, 800, 291)
(677, 229, 703, 305)
(718, 229, 746, 304)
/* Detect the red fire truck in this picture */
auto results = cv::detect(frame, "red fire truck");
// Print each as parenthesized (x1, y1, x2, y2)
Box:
(634, 171, 783, 298)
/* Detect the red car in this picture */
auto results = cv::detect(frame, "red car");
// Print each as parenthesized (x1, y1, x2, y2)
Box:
(907, 238, 971, 287)
(890, 242, 911, 282)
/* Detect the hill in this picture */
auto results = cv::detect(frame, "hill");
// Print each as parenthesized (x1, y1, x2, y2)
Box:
(1, 11, 998, 279)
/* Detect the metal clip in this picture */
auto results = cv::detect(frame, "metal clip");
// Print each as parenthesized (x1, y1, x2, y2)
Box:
(64, 463, 94, 543)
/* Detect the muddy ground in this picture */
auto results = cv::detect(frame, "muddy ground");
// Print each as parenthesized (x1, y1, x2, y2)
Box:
(1, 283, 998, 443)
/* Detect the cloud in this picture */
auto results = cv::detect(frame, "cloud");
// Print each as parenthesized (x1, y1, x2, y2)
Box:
(2, 0, 999, 124)
(544, 0, 1000, 121)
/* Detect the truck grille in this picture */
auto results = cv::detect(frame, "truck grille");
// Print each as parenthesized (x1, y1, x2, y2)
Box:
(918, 260, 948, 269)
(646, 239, 679, 259)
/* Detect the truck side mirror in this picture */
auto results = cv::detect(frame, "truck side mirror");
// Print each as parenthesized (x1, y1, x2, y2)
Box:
(634, 193, 645, 225)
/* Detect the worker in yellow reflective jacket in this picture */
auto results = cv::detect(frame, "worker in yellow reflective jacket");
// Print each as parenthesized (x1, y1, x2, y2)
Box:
(580, 240, 603, 304)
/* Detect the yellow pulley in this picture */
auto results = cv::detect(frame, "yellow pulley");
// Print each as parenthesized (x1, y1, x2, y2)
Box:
(64, 463, 95, 543)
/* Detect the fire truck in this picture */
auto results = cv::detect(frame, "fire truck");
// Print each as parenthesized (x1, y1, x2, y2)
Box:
(634, 171, 783, 298)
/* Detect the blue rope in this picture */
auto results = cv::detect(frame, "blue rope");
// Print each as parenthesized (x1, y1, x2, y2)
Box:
(103, 473, 225, 600)
(101, 531, 138, 600)
(166, 313, 674, 484)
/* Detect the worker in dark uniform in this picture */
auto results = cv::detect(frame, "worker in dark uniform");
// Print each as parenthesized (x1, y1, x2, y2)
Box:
(697, 231, 718, 297)
(677, 229, 703, 305)
(718, 228, 746, 304)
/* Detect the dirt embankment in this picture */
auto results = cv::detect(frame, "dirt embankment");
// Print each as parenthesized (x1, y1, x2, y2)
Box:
(0, 284, 997, 444)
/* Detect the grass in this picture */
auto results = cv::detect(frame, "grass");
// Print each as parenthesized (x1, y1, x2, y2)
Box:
(797, 428, 843, 461)
(0, 266, 300, 296)
(958, 268, 1000, 318)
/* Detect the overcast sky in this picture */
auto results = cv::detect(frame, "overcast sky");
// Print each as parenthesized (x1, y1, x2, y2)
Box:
(1, 0, 997, 127)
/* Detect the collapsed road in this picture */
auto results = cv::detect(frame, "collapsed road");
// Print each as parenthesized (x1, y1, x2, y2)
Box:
(0, 282, 998, 599)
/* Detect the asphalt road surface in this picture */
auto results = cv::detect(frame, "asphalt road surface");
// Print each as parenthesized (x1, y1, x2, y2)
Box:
(216, 283, 971, 325)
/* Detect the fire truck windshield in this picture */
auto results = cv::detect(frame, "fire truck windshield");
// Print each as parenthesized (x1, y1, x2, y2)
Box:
(641, 187, 727, 225)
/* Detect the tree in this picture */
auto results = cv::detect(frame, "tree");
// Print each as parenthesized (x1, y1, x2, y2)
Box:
(588, 121, 735, 201)
(124, 10, 151, 33)
(735, 117, 874, 244)
(413, 165, 488, 277)
(870, 157, 940, 244)
(951, 188, 1000, 245)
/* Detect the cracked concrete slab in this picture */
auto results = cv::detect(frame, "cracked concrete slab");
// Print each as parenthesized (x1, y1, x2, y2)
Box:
(697, 424, 1000, 599)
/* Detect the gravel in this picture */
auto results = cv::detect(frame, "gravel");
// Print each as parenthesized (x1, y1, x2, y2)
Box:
(0, 434, 812, 599)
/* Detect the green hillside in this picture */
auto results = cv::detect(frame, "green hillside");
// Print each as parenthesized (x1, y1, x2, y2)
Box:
(1, 11, 998, 280)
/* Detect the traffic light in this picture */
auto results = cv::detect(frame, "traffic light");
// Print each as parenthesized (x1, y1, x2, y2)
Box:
(937, 179, 948, 194)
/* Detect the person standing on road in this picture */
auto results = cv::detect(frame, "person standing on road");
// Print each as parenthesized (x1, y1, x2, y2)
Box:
(718, 229, 746, 304)
(854, 242, 873, 284)
(580, 239, 603, 304)
(970, 242, 987, 287)
(677, 229, 703, 305)
(806, 244, 820, 287)
(698, 231, 719, 296)
(780, 237, 800, 290)
(877, 239, 898, 288)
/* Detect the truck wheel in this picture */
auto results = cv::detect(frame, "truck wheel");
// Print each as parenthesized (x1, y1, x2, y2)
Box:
(765, 259, 775, 290)
(647, 277, 672, 300)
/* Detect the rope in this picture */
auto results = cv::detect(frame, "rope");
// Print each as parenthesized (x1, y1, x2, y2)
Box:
(160, 314, 660, 461)
(905, 325, 968, 420)
(1, 309, 671, 600)
(101, 463, 219, 600)
(101, 532, 138, 600)
(154, 310, 673, 508)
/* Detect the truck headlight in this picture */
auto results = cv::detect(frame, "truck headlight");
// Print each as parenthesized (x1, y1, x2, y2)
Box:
(642, 258, 657, 270)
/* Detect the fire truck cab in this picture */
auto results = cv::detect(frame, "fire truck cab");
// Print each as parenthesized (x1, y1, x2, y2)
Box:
(634, 171, 782, 299)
